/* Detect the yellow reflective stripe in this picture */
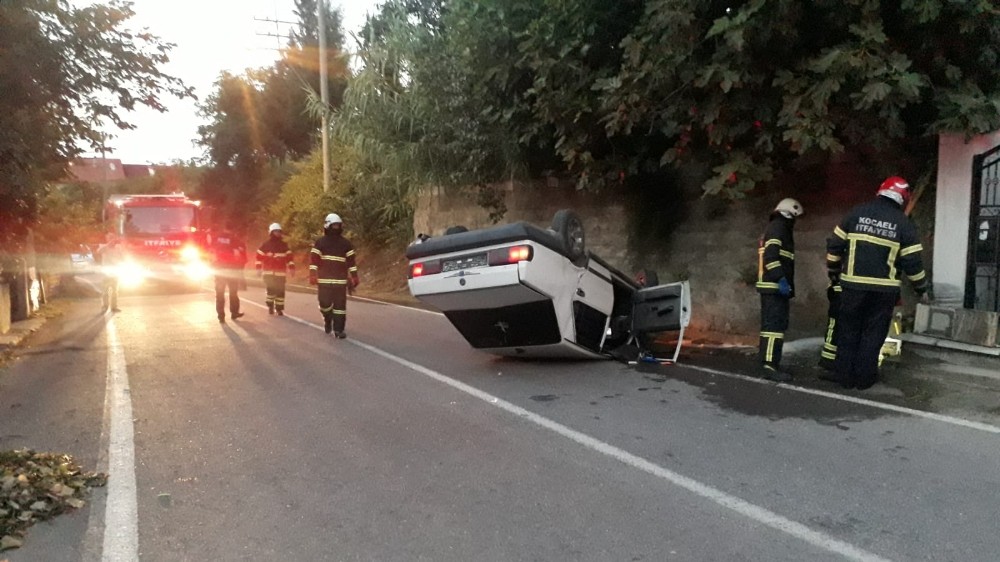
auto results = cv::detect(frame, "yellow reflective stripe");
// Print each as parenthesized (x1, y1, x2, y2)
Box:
(764, 239, 782, 248)
(318, 279, 348, 284)
(322, 255, 347, 262)
(333, 309, 346, 315)
(766, 338, 774, 362)
(263, 272, 286, 277)
(310, 248, 321, 255)
(319, 305, 333, 312)
(760, 331, 784, 339)
(846, 234, 900, 281)
(821, 351, 837, 360)
(346, 250, 356, 257)
(779, 250, 795, 260)
(832, 285, 843, 292)
(309, 265, 318, 270)
(833, 226, 847, 239)
(825, 319, 836, 345)
(908, 270, 927, 282)
(841, 274, 901, 287)
(349, 267, 358, 273)
(900, 244, 923, 256)
(847, 233, 900, 249)
(826, 253, 841, 263)
(765, 261, 782, 270)
(256, 249, 266, 255)
(756, 282, 779, 289)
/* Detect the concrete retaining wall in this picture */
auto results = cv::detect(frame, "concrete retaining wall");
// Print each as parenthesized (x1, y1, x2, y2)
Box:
(412, 157, 899, 342)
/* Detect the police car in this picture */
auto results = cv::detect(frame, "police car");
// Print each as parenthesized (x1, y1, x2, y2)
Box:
(406, 210, 691, 360)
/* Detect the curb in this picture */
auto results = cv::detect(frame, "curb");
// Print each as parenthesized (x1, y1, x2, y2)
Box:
(0, 317, 47, 350)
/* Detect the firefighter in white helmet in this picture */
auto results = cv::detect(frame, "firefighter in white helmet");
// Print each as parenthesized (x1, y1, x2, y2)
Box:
(256, 222, 295, 315)
(309, 213, 359, 338)
(755, 197, 804, 382)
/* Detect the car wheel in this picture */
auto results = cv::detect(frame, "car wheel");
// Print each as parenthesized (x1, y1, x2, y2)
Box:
(551, 209, 586, 262)
(636, 268, 659, 288)
(444, 225, 469, 235)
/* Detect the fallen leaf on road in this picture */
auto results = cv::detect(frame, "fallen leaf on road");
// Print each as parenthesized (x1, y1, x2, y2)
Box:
(0, 449, 107, 551)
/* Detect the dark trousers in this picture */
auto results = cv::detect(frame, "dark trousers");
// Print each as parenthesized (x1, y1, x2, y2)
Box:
(759, 293, 790, 368)
(318, 283, 348, 332)
(819, 286, 841, 369)
(215, 275, 241, 318)
(264, 274, 286, 311)
(833, 288, 897, 388)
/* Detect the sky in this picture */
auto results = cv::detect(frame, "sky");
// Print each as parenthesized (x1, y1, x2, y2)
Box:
(89, 0, 382, 165)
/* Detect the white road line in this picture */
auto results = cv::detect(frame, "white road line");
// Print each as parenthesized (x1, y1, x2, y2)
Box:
(681, 364, 1000, 435)
(349, 294, 444, 316)
(269, 293, 1000, 436)
(101, 319, 139, 561)
(265, 306, 890, 562)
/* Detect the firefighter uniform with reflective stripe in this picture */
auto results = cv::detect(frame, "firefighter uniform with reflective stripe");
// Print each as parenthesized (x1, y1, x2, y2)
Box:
(256, 237, 294, 314)
(826, 196, 927, 388)
(756, 214, 796, 373)
(819, 282, 843, 370)
(309, 231, 358, 335)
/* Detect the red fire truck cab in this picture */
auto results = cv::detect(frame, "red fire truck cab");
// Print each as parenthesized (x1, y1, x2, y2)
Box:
(104, 193, 213, 288)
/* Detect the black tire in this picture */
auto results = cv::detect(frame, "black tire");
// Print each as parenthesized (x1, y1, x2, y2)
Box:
(636, 268, 659, 288)
(444, 225, 469, 235)
(551, 209, 586, 262)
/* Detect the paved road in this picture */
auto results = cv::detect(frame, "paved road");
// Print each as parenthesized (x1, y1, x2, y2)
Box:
(1, 285, 999, 561)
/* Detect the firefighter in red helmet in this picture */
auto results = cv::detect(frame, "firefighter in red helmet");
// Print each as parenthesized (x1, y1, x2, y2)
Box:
(824, 176, 928, 390)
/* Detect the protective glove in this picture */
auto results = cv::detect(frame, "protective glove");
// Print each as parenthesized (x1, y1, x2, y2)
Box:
(918, 291, 931, 305)
(827, 270, 840, 285)
(350, 275, 360, 289)
(308, 271, 318, 286)
(778, 277, 792, 297)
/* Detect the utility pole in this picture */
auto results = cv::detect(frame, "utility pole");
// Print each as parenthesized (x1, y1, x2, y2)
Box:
(318, 0, 330, 193)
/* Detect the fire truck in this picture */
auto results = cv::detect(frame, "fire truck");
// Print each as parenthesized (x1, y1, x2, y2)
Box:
(103, 193, 213, 287)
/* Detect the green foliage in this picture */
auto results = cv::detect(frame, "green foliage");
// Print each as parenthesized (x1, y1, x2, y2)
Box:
(338, 0, 1000, 201)
(331, 0, 525, 199)
(269, 145, 413, 252)
(0, 0, 191, 243)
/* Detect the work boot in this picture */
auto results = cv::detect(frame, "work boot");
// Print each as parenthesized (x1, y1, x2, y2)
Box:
(232, 312, 244, 320)
(334, 331, 346, 339)
(761, 365, 792, 383)
(218, 315, 225, 323)
(324, 317, 332, 334)
(268, 304, 274, 315)
(276, 309, 284, 316)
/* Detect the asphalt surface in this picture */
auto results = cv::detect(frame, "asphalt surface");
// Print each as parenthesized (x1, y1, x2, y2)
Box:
(1, 282, 999, 561)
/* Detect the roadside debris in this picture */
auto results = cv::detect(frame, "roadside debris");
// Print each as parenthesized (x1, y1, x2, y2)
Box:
(0, 449, 107, 552)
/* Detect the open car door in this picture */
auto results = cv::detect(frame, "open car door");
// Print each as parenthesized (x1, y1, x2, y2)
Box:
(631, 281, 692, 362)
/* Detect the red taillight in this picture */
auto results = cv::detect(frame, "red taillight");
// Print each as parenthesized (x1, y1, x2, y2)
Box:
(509, 246, 531, 262)
(488, 245, 533, 266)
(409, 260, 442, 279)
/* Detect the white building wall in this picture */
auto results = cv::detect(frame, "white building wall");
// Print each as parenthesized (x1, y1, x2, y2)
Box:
(934, 131, 1000, 306)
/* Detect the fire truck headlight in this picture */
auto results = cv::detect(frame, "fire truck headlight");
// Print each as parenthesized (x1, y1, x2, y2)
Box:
(184, 260, 213, 281)
(180, 245, 200, 262)
(117, 261, 146, 288)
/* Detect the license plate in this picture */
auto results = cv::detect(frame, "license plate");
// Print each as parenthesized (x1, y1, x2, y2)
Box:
(443, 253, 487, 272)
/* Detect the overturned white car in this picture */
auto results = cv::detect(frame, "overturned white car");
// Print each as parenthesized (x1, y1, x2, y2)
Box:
(406, 210, 691, 360)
